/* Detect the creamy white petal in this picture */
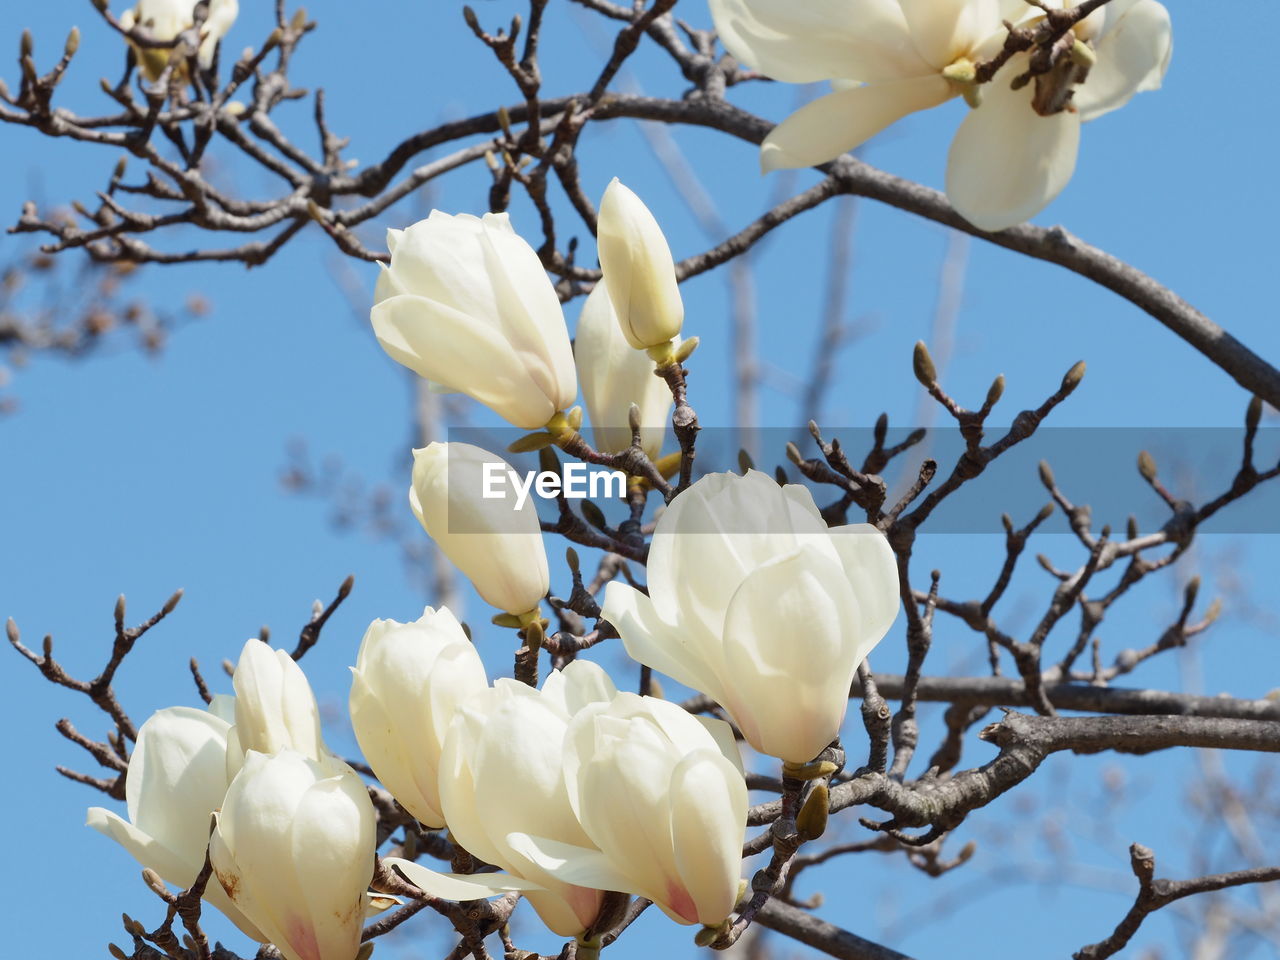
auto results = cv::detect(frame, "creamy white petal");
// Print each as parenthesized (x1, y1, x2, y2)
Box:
(576, 721, 681, 905)
(88, 807, 207, 891)
(410, 442, 549, 615)
(762, 75, 953, 172)
(371, 210, 576, 428)
(87, 807, 268, 941)
(125, 706, 232, 858)
(945, 61, 1081, 231)
(502, 833, 635, 894)
(289, 773, 374, 960)
(828, 523, 901, 646)
(900, 0, 1004, 68)
(721, 546, 863, 762)
(383, 857, 546, 899)
(575, 281, 673, 458)
(709, 0, 928, 82)
(596, 180, 684, 351)
(604, 582, 725, 699)
(371, 294, 559, 429)
(198, 0, 238, 67)
(349, 607, 487, 829)
(669, 750, 748, 925)
(231, 640, 325, 764)
(1075, 0, 1172, 122)
(212, 752, 373, 960)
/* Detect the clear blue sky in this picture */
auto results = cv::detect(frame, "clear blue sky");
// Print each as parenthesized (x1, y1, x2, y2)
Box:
(2, 2, 1278, 958)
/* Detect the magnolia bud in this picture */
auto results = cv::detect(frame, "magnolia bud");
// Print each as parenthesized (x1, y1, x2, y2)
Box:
(371, 212, 576, 429)
(596, 179, 684, 351)
(349, 607, 488, 828)
(410, 442, 549, 617)
(210, 751, 375, 960)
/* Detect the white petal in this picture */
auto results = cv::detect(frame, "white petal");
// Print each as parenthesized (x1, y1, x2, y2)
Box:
(827, 523, 901, 647)
(232, 640, 325, 762)
(576, 723, 680, 904)
(762, 76, 953, 172)
(694, 716, 746, 777)
(502, 834, 635, 894)
(126, 706, 232, 859)
(371, 294, 558, 429)
(900, 0, 1004, 68)
(1076, 0, 1172, 122)
(409, 443, 550, 614)
(669, 750, 747, 925)
(89, 808, 267, 942)
(575, 281, 673, 458)
(603, 582, 724, 700)
(945, 62, 1081, 231)
(596, 180, 684, 350)
(708, 0, 929, 82)
(721, 546, 862, 762)
(88, 807, 204, 890)
(198, 0, 238, 67)
(382, 857, 546, 900)
(289, 773, 374, 960)
(552, 660, 619, 716)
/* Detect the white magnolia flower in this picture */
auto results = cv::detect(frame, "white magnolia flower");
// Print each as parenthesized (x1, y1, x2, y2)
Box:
(596, 179, 684, 353)
(391, 663, 618, 938)
(210, 750, 375, 960)
(370, 211, 577, 429)
(574, 282, 674, 460)
(710, 0, 1172, 230)
(87, 706, 267, 942)
(603, 470, 900, 763)
(410, 441, 550, 618)
(511, 692, 747, 927)
(349, 606, 489, 828)
(225, 638, 327, 778)
(120, 0, 239, 76)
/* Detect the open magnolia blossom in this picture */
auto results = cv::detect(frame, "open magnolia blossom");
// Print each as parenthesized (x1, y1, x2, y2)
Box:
(512, 689, 748, 927)
(226, 637, 327, 778)
(349, 606, 488, 829)
(603, 470, 900, 764)
(575, 281, 675, 460)
(596, 179, 684, 355)
(710, 0, 1172, 230)
(370, 210, 577, 430)
(396, 663, 618, 937)
(410, 441, 550, 618)
(211, 749, 375, 960)
(87, 705, 267, 943)
(120, 0, 239, 78)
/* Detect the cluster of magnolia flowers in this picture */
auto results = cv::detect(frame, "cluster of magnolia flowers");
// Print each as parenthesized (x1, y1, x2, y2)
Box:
(85, 1, 1175, 956)
(89, 177, 902, 959)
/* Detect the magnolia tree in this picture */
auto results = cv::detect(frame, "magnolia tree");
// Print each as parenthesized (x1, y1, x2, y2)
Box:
(3, 2, 1279, 960)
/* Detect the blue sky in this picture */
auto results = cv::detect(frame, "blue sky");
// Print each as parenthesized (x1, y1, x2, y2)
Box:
(2, 1, 1278, 958)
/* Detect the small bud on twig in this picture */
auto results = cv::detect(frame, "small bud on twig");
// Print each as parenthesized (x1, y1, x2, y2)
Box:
(1061, 360, 1086, 394)
(1038, 460, 1055, 488)
(796, 782, 830, 841)
(1246, 395, 1263, 432)
(985, 374, 1005, 408)
(1137, 450, 1157, 482)
(912, 341, 936, 386)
